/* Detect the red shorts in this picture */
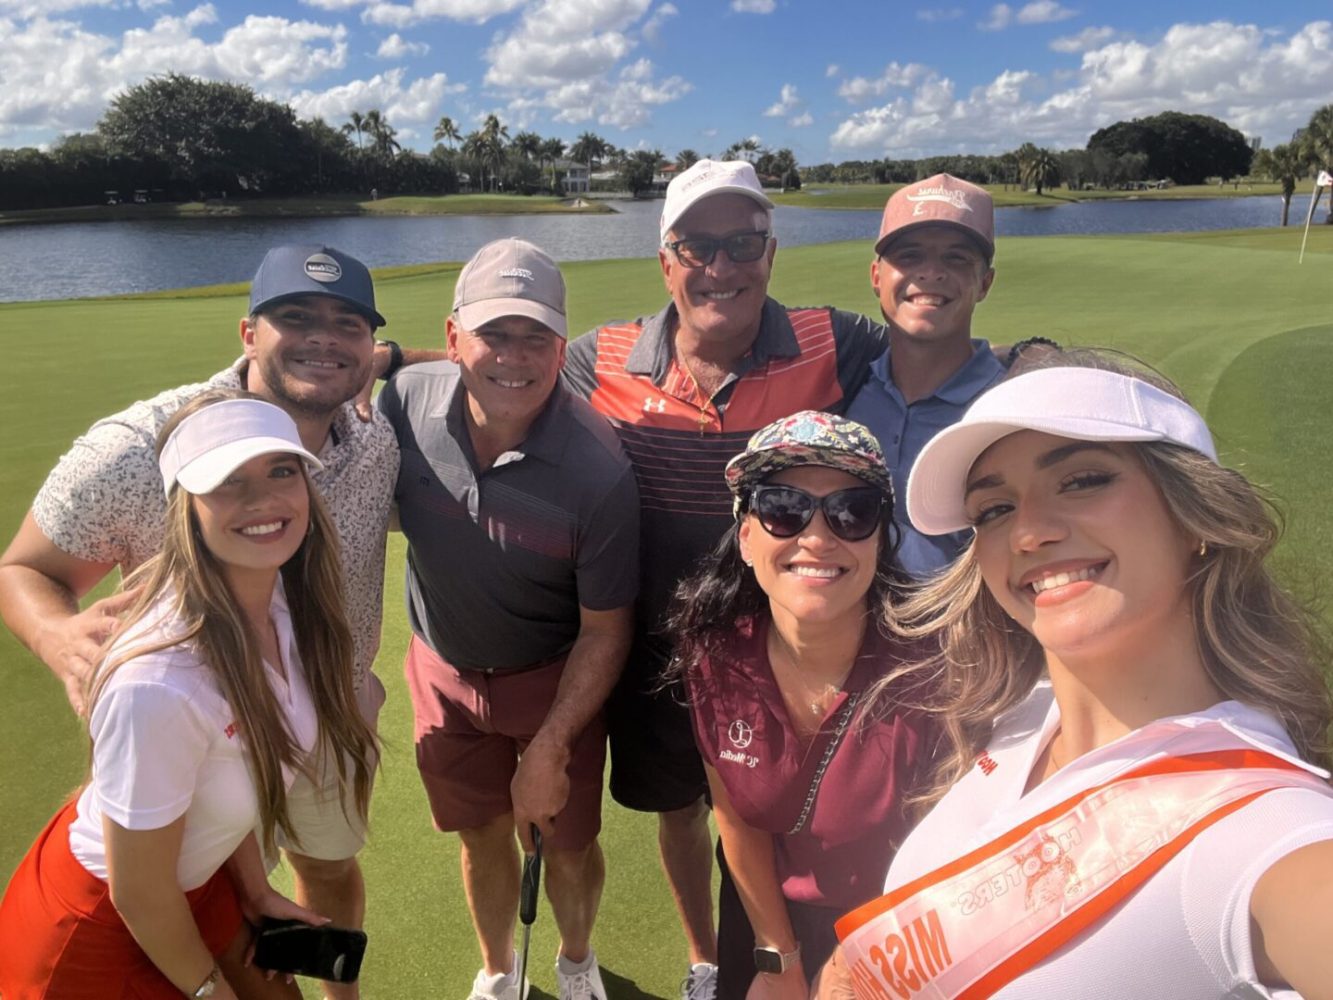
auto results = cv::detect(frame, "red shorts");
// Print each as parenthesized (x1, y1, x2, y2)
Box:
(405, 635, 606, 851)
(0, 800, 243, 999)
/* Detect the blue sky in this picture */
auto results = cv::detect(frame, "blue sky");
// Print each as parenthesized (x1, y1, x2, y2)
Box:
(2, 0, 1330, 164)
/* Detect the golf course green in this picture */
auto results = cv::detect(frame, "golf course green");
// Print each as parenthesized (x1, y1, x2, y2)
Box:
(2, 225, 1331, 997)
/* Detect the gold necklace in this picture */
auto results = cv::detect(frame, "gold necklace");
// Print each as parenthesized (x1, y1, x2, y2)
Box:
(770, 630, 859, 716)
(676, 351, 727, 435)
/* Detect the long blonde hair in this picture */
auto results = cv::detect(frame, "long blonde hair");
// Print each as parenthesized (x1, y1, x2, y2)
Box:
(88, 389, 377, 855)
(871, 350, 1333, 810)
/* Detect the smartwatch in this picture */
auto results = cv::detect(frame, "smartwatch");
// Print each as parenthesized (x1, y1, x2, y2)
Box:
(377, 338, 404, 381)
(754, 943, 801, 974)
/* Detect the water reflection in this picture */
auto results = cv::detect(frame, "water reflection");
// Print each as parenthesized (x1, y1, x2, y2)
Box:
(0, 194, 1319, 303)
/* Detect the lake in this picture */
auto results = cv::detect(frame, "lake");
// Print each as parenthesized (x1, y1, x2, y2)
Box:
(0, 193, 1321, 304)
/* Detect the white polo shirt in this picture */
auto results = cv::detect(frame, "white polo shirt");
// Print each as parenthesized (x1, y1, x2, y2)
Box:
(886, 681, 1333, 999)
(68, 584, 317, 890)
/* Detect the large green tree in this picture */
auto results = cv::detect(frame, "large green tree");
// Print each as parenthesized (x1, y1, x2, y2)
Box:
(98, 73, 301, 195)
(1017, 143, 1060, 195)
(1087, 111, 1252, 185)
(1302, 104, 1333, 223)
(1252, 143, 1305, 226)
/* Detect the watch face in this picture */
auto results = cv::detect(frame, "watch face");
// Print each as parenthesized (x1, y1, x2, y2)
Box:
(753, 947, 786, 974)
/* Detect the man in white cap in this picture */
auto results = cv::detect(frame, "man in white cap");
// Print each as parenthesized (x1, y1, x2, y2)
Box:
(563, 160, 887, 998)
(0, 244, 403, 1000)
(376, 238, 638, 1000)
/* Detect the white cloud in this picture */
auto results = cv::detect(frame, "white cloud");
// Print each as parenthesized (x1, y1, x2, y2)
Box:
(763, 83, 799, 117)
(916, 7, 962, 21)
(288, 67, 464, 125)
(642, 2, 676, 43)
(376, 32, 428, 58)
(825, 64, 839, 77)
(300, 0, 365, 8)
(137, 0, 171, 10)
(828, 19, 1333, 157)
(0, 0, 112, 14)
(731, 0, 774, 11)
(1050, 25, 1115, 53)
(477, 0, 688, 130)
(981, 1, 1073, 30)
(361, 0, 523, 26)
(838, 61, 930, 103)
(789, 111, 813, 127)
(1017, 1, 1075, 25)
(980, 4, 1011, 30)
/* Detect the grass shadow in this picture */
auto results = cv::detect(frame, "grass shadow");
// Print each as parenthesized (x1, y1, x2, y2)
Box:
(601, 965, 673, 1000)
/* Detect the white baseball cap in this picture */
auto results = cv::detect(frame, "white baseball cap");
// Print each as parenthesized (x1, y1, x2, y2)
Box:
(159, 398, 323, 497)
(906, 368, 1218, 535)
(660, 159, 774, 241)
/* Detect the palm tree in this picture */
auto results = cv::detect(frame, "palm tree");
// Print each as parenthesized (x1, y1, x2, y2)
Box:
(479, 114, 509, 191)
(511, 131, 542, 161)
(461, 129, 486, 191)
(723, 138, 761, 163)
(363, 110, 399, 163)
(1302, 104, 1333, 223)
(1017, 143, 1060, 196)
(569, 131, 609, 174)
(1253, 144, 1304, 226)
(433, 115, 460, 149)
(675, 148, 700, 171)
(341, 111, 367, 152)
(539, 137, 565, 190)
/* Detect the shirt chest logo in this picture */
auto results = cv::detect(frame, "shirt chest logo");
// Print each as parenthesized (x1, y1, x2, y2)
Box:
(728, 719, 753, 748)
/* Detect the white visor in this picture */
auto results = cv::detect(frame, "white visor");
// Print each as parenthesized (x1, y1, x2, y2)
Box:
(906, 368, 1217, 536)
(159, 398, 323, 497)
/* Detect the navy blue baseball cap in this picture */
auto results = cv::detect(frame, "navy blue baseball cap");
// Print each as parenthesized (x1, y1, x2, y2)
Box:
(248, 245, 387, 328)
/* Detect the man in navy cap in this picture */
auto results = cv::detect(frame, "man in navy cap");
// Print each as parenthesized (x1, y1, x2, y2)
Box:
(0, 245, 400, 1000)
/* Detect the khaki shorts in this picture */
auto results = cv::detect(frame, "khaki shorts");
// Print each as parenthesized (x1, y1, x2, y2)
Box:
(274, 672, 386, 863)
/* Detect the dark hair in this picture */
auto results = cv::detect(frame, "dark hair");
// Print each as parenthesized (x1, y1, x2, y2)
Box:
(663, 483, 907, 685)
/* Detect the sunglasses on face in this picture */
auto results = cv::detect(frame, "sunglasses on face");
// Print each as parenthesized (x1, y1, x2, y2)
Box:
(748, 485, 886, 541)
(663, 231, 771, 268)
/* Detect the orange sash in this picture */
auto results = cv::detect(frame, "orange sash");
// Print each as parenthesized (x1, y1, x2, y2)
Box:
(835, 749, 1332, 1000)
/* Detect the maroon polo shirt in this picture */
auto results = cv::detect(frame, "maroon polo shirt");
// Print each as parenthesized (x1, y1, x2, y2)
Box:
(686, 617, 933, 911)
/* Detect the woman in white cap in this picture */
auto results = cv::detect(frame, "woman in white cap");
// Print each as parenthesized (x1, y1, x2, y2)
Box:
(666, 411, 935, 1000)
(825, 351, 1333, 999)
(0, 389, 376, 1000)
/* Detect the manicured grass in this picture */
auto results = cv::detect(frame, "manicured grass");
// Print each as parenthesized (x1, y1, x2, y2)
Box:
(772, 180, 1298, 211)
(2, 226, 1332, 997)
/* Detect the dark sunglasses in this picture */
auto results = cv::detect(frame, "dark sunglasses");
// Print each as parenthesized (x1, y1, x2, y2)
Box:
(663, 231, 771, 268)
(748, 485, 886, 541)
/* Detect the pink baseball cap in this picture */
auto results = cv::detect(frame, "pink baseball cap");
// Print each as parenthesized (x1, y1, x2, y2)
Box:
(906, 368, 1217, 535)
(453, 238, 567, 339)
(660, 159, 774, 240)
(875, 173, 995, 259)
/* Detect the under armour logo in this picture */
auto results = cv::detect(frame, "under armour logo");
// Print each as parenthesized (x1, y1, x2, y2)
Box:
(643, 397, 666, 413)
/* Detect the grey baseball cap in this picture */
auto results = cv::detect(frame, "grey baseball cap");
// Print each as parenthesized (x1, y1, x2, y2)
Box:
(249, 244, 386, 328)
(452, 238, 567, 338)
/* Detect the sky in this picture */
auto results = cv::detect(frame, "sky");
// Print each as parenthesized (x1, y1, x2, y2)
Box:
(2, 0, 1331, 164)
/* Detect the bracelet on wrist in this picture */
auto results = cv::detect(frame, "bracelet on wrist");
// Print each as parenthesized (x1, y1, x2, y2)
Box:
(377, 338, 404, 381)
(191, 963, 220, 997)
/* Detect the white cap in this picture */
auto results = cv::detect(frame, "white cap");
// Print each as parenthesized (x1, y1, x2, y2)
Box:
(159, 398, 323, 497)
(906, 368, 1217, 535)
(660, 159, 774, 241)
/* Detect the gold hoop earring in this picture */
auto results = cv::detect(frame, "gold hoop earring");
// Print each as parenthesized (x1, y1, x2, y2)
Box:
(1198, 540, 1208, 558)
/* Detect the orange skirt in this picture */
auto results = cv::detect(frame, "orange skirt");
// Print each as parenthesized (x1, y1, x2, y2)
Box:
(0, 799, 243, 999)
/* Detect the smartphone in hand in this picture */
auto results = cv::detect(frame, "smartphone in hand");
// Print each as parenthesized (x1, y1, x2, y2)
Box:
(252, 918, 367, 983)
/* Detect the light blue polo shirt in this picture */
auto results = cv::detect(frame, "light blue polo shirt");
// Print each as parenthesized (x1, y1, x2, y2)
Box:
(847, 340, 1004, 579)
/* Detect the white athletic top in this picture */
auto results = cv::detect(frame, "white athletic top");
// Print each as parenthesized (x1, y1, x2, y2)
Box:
(886, 681, 1333, 999)
(68, 583, 318, 890)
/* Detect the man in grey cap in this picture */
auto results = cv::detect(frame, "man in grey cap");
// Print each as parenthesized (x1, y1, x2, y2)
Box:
(0, 244, 400, 1000)
(563, 160, 888, 998)
(376, 238, 638, 1000)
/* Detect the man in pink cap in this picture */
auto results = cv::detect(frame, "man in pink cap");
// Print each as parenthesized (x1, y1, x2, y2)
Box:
(563, 160, 888, 999)
(847, 173, 1014, 578)
(377, 238, 638, 1000)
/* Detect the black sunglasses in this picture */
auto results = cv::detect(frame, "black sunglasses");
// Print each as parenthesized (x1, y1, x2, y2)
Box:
(748, 485, 886, 541)
(663, 231, 771, 268)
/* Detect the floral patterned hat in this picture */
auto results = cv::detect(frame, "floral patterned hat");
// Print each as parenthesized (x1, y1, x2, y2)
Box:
(724, 410, 894, 517)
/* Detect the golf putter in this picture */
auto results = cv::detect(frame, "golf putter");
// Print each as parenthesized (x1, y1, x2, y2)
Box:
(515, 824, 543, 996)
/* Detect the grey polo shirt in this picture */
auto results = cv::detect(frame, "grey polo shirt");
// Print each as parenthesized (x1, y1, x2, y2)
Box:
(377, 362, 640, 673)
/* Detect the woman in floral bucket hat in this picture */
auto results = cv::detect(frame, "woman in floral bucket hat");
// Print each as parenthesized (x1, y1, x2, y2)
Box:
(664, 411, 937, 1000)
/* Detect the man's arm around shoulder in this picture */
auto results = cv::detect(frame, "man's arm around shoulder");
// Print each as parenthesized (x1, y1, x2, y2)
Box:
(0, 513, 127, 715)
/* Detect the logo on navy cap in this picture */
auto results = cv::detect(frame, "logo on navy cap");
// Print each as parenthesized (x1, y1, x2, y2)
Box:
(304, 253, 342, 283)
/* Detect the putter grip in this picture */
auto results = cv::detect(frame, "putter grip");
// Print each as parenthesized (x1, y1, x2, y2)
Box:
(519, 825, 543, 925)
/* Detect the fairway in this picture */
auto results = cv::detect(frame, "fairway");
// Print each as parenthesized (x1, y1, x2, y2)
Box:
(2, 226, 1332, 997)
